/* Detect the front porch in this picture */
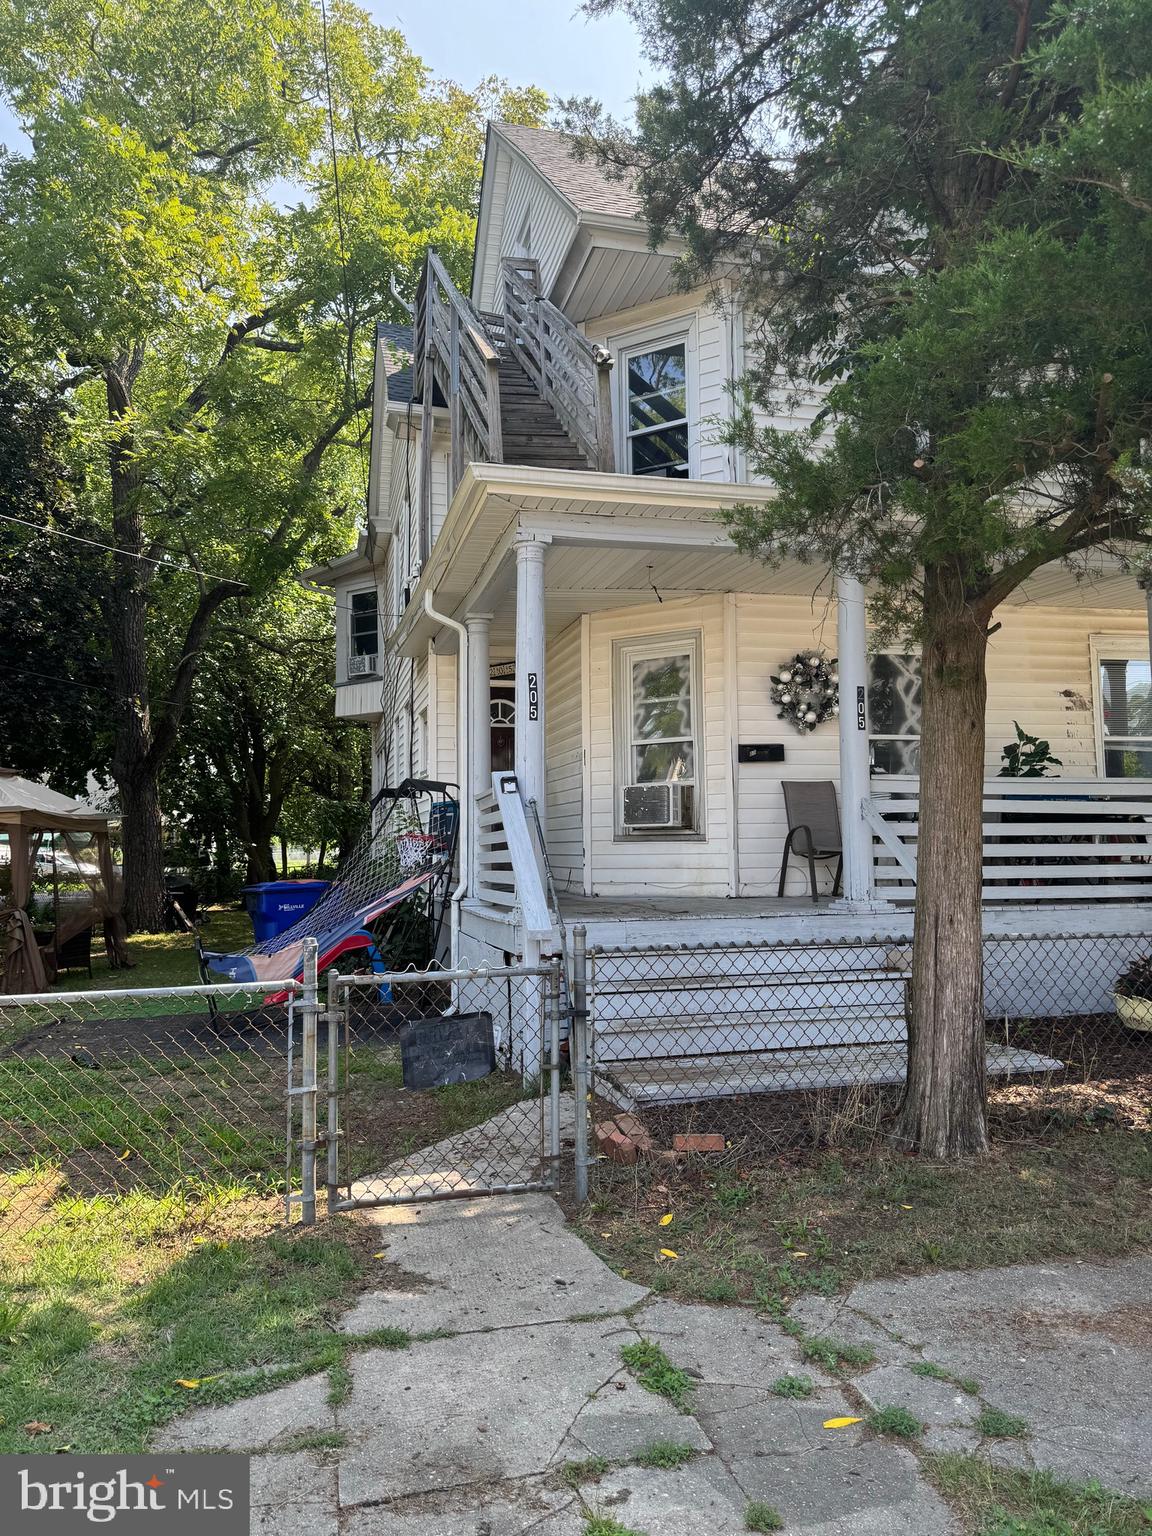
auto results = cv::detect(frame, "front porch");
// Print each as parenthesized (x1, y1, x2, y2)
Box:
(394, 463, 1152, 923)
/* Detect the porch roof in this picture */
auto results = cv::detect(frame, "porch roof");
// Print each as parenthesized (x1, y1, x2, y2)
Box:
(396, 463, 1146, 654)
(394, 464, 790, 653)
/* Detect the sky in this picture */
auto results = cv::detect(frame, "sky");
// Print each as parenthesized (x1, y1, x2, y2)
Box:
(0, 0, 649, 155)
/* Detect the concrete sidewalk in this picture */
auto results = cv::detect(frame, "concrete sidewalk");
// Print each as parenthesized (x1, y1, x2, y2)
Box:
(154, 1195, 1152, 1534)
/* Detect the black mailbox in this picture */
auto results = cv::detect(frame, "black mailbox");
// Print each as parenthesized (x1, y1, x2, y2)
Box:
(738, 743, 786, 764)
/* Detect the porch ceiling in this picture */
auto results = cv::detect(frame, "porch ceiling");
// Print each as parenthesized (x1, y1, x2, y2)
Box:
(395, 462, 1146, 655)
(395, 465, 788, 654)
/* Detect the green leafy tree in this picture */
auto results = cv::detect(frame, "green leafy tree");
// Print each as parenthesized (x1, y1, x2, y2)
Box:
(0, 0, 545, 930)
(0, 343, 110, 792)
(165, 588, 370, 889)
(571, 0, 1152, 1154)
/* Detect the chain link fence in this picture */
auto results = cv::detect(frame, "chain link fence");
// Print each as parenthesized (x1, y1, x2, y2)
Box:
(0, 946, 568, 1244)
(570, 926, 1152, 1191)
(326, 961, 564, 1210)
(0, 975, 305, 1241)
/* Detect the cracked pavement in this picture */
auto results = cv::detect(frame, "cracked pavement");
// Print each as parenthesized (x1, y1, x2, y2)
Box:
(153, 1195, 1152, 1533)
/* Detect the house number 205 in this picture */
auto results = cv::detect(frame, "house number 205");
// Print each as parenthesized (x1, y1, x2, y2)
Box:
(527, 673, 539, 721)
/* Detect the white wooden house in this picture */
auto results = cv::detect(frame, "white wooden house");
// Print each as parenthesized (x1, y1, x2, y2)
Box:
(307, 125, 1151, 1089)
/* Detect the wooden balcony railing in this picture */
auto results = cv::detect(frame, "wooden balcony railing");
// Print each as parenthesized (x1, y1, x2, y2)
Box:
(412, 251, 504, 563)
(864, 776, 1152, 903)
(501, 258, 616, 472)
(411, 251, 616, 568)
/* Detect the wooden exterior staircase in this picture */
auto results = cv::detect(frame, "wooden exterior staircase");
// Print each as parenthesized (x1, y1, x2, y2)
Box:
(411, 253, 615, 562)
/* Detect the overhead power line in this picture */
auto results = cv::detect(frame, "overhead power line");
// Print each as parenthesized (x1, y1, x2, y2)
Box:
(0, 513, 246, 588)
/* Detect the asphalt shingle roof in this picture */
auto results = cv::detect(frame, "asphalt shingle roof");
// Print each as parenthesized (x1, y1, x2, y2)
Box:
(376, 322, 415, 403)
(375, 321, 447, 408)
(495, 123, 642, 220)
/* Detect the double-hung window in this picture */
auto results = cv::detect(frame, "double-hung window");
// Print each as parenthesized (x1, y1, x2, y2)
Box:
(868, 652, 922, 774)
(348, 590, 379, 677)
(1097, 647, 1152, 777)
(624, 341, 690, 478)
(615, 635, 702, 833)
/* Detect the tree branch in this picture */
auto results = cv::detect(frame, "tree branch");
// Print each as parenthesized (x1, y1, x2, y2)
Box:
(147, 581, 248, 769)
(300, 382, 374, 482)
(241, 335, 305, 353)
(182, 305, 295, 418)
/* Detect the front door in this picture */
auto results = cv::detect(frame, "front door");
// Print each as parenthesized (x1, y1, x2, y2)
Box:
(491, 681, 515, 772)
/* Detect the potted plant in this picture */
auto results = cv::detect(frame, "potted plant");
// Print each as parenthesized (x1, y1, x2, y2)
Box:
(1114, 953, 1152, 1032)
(998, 721, 1062, 777)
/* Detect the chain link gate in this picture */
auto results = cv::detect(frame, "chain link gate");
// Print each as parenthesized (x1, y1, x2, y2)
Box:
(292, 958, 563, 1217)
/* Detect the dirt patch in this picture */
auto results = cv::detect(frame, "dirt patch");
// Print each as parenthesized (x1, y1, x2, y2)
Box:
(576, 1124, 1152, 1311)
(994, 1303, 1152, 1351)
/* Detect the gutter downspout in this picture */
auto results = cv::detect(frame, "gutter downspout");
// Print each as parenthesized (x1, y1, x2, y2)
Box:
(424, 589, 469, 970)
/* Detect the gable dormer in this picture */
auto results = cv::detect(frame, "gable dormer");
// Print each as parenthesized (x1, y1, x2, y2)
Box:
(472, 123, 681, 324)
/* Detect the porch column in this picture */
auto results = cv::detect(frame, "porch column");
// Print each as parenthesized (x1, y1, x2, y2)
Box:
(835, 571, 876, 905)
(465, 612, 492, 891)
(514, 536, 547, 838)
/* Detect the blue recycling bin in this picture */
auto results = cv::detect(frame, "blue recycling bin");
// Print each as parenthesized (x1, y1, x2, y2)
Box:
(242, 880, 330, 943)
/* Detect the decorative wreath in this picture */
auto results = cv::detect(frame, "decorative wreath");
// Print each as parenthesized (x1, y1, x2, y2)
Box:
(771, 652, 839, 734)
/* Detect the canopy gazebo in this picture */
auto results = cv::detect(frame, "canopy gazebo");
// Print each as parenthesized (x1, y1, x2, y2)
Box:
(0, 768, 129, 993)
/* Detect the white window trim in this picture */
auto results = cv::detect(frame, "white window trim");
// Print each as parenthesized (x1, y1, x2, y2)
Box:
(346, 584, 381, 680)
(612, 630, 705, 838)
(1090, 633, 1152, 780)
(609, 317, 699, 479)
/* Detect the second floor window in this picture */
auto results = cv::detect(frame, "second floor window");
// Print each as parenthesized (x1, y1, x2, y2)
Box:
(349, 590, 379, 672)
(625, 341, 690, 478)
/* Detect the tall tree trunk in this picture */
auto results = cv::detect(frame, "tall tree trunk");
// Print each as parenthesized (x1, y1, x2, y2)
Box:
(896, 565, 991, 1158)
(105, 356, 168, 933)
(245, 842, 277, 883)
(117, 769, 166, 933)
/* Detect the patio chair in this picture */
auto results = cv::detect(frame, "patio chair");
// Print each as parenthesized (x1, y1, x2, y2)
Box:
(777, 781, 843, 904)
(35, 924, 94, 978)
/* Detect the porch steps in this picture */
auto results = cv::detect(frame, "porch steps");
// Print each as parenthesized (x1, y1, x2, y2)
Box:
(589, 943, 912, 1063)
(595, 1044, 1064, 1109)
(586, 941, 1062, 1103)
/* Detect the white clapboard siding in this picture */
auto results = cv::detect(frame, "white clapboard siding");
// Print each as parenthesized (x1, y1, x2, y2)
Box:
(432, 650, 457, 787)
(586, 596, 732, 896)
(500, 155, 578, 301)
(733, 595, 1148, 896)
(733, 593, 841, 897)
(545, 619, 584, 891)
(985, 604, 1145, 773)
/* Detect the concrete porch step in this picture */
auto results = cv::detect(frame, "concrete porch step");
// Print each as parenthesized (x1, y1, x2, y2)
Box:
(594, 1008, 909, 1060)
(595, 1043, 1064, 1108)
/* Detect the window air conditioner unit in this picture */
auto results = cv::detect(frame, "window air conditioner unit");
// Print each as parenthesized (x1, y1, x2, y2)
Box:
(622, 782, 688, 830)
(347, 653, 378, 677)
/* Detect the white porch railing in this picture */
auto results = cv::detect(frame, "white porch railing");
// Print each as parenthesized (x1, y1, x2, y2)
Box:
(865, 776, 1152, 903)
(472, 772, 553, 941)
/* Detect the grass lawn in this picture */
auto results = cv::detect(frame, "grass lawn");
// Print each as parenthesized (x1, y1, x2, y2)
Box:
(0, 1188, 384, 1454)
(64, 907, 253, 993)
(576, 1127, 1152, 1314)
(925, 1454, 1152, 1534)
